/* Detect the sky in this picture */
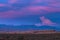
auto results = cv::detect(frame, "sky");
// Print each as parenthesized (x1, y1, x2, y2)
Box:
(0, 0, 60, 25)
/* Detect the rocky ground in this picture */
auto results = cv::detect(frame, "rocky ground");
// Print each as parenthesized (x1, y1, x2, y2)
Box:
(0, 30, 60, 40)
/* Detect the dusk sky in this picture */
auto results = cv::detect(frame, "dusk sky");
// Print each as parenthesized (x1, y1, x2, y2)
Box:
(0, 0, 60, 25)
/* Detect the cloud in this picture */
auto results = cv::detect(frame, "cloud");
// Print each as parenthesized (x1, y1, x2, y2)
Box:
(0, 0, 59, 18)
(8, 0, 18, 4)
(0, 4, 7, 7)
(35, 16, 59, 26)
(0, 6, 60, 18)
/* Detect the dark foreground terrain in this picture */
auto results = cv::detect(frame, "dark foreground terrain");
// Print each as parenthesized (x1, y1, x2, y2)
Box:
(0, 31, 60, 40)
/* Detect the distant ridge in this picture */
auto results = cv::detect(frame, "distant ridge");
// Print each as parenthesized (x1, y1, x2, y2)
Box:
(0, 24, 59, 32)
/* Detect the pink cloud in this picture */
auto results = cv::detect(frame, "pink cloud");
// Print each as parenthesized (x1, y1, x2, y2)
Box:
(26, 6, 48, 11)
(0, 6, 48, 18)
(0, 10, 27, 18)
(0, 0, 18, 7)
(31, 0, 42, 4)
(49, 3, 60, 8)
(45, 0, 60, 7)
(40, 16, 55, 25)
(0, 6, 60, 18)
(30, 0, 60, 8)
(35, 16, 59, 26)
(8, 0, 18, 4)
(23, 6, 60, 14)
(0, 0, 60, 18)
(0, 4, 7, 7)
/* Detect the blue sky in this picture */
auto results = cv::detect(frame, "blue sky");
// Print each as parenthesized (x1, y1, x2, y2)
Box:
(0, 12, 60, 25)
(0, 0, 60, 25)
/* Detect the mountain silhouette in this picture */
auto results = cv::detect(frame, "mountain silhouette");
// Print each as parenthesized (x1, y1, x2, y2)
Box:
(0, 24, 59, 32)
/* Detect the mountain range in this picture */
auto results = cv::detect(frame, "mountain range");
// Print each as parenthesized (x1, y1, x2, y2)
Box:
(0, 24, 60, 32)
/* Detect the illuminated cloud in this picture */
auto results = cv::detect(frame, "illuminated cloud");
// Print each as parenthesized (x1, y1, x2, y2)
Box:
(35, 16, 59, 26)
(0, 4, 7, 7)
(0, 0, 59, 18)
(8, 0, 18, 4)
